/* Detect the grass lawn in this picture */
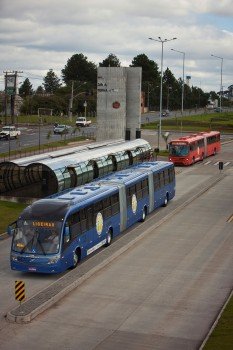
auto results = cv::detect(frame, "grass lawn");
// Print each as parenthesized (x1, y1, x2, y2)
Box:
(0, 200, 27, 234)
(142, 111, 233, 133)
(203, 294, 233, 349)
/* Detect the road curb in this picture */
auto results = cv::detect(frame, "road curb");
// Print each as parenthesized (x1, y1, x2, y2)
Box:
(0, 232, 7, 240)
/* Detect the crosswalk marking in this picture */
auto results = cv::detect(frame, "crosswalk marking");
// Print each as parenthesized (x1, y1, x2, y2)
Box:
(203, 160, 231, 166)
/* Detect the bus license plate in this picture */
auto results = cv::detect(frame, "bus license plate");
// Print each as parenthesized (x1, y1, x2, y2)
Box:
(28, 267, 37, 271)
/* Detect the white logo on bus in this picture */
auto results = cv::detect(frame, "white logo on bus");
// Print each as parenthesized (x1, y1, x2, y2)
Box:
(96, 212, 103, 235)
(132, 194, 137, 214)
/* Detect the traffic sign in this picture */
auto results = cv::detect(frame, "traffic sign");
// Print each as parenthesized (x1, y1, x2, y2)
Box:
(15, 280, 25, 302)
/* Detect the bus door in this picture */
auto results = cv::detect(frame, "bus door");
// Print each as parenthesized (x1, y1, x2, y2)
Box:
(153, 171, 164, 207)
(92, 201, 105, 247)
(203, 137, 208, 157)
(126, 179, 145, 226)
(65, 208, 93, 259)
(83, 206, 95, 253)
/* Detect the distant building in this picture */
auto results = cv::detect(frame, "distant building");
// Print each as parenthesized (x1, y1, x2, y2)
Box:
(96, 67, 142, 141)
(227, 85, 233, 101)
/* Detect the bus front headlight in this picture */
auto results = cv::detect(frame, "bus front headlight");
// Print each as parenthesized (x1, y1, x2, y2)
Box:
(11, 253, 18, 262)
(48, 257, 59, 264)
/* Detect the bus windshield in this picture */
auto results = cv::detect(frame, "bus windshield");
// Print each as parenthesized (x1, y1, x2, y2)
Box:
(169, 144, 190, 156)
(12, 220, 62, 255)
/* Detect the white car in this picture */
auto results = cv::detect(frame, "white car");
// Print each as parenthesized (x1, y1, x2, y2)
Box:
(0, 125, 21, 140)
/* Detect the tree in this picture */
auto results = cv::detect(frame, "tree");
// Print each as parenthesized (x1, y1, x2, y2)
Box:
(36, 86, 44, 94)
(163, 68, 180, 110)
(61, 53, 97, 85)
(43, 69, 61, 93)
(130, 54, 160, 84)
(20, 94, 67, 116)
(163, 68, 178, 87)
(19, 78, 34, 96)
(99, 53, 121, 67)
(131, 54, 160, 109)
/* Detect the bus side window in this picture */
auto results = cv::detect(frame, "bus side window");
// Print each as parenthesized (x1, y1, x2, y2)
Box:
(111, 193, 120, 215)
(159, 172, 165, 187)
(164, 169, 169, 185)
(94, 200, 103, 216)
(87, 206, 94, 229)
(136, 181, 142, 200)
(168, 167, 174, 183)
(154, 173, 160, 190)
(80, 209, 87, 232)
(142, 178, 149, 197)
(103, 197, 111, 218)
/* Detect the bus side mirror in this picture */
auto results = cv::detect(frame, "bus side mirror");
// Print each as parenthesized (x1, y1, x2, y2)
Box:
(7, 226, 13, 236)
(64, 226, 71, 243)
(7, 221, 16, 236)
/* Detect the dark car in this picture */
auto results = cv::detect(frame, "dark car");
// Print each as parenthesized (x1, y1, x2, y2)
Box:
(162, 110, 170, 117)
(53, 124, 70, 134)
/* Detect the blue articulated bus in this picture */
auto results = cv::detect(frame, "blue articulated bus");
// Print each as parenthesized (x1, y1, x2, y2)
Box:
(8, 161, 175, 274)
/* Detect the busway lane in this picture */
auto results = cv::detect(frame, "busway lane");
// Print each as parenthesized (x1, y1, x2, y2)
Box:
(0, 162, 232, 350)
(6, 169, 227, 323)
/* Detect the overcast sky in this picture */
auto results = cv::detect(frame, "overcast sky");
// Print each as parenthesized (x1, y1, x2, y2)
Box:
(0, 0, 232, 93)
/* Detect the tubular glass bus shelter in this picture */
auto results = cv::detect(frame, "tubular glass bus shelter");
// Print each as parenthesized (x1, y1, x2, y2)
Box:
(0, 139, 152, 199)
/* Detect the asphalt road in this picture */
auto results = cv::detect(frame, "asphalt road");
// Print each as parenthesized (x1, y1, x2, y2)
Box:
(1, 123, 233, 157)
(0, 124, 95, 155)
(0, 142, 232, 349)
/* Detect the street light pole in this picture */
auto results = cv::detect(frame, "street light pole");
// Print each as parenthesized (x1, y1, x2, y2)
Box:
(149, 36, 177, 150)
(68, 80, 74, 121)
(211, 54, 223, 110)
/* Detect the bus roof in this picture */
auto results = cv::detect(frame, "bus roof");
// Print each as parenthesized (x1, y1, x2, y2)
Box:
(169, 131, 220, 144)
(19, 161, 174, 221)
(96, 161, 173, 185)
(20, 183, 118, 220)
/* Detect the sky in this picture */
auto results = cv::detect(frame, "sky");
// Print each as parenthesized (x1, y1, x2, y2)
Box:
(0, 0, 233, 94)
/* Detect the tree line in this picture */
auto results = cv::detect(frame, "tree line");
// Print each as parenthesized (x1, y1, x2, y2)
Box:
(7, 53, 222, 116)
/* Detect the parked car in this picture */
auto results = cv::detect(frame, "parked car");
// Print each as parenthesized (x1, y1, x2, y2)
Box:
(0, 125, 21, 140)
(53, 124, 70, 134)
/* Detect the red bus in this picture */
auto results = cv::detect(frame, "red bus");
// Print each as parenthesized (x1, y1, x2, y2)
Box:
(168, 131, 221, 165)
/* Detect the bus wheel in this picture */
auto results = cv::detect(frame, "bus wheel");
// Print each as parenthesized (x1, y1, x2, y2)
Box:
(140, 206, 147, 222)
(192, 157, 195, 164)
(105, 230, 112, 247)
(72, 249, 80, 269)
(163, 193, 169, 207)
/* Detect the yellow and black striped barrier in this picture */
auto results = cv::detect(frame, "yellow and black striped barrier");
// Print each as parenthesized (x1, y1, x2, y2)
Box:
(15, 280, 25, 302)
